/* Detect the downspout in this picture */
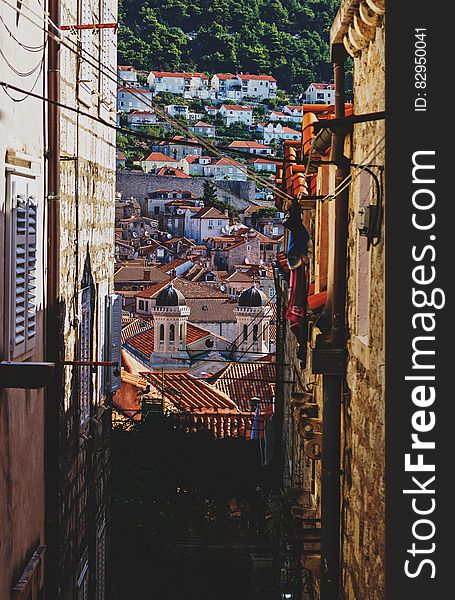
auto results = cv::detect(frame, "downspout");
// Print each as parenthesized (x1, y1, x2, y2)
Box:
(320, 43, 350, 600)
(44, 0, 61, 596)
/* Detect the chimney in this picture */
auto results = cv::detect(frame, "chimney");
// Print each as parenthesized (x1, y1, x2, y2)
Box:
(224, 209, 229, 217)
(144, 270, 151, 281)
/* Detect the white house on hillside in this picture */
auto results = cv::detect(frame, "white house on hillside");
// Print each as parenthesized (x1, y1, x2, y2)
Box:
(118, 65, 138, 85)
(204, 158, 247, 181)
(219, 105, 253, 126)
(258, 123, 302, 145)
(212, 74, 277, 101)
(117, 87, 153, 112)
(227, 140, 272, 156)
(148, 71, 210, 99)
(303, 83, 335, 104)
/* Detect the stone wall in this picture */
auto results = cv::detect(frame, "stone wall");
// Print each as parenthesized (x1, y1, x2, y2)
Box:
(116, 172, 257, 212)
(341, 18, 385, 600)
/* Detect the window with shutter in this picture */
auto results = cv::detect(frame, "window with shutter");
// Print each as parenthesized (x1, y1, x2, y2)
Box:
(79, 286, 92, 427)
(8, 175, 38, 358)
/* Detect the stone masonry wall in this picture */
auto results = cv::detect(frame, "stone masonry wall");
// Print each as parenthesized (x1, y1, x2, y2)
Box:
(342, 20, 385, 600)
(116, 172, 257, 211)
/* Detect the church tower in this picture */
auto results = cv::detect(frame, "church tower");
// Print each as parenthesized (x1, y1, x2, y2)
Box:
(151, 283, 190, 367)
(235, 286, 272, 360)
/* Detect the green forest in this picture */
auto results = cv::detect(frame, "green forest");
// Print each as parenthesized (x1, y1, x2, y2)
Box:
(118, 0, 340, 94)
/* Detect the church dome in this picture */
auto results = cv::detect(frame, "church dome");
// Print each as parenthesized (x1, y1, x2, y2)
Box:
(155, 284, 186, 307)
(238, 286, 268, 307)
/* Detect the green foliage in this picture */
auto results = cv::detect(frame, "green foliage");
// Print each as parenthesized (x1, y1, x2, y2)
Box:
(202, 180, 238, 218)
(118, 0, 339, 92)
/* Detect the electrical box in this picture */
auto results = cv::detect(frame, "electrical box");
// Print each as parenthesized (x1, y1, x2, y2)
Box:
(104, 294, 122, 394)
(357, 204, 381, 238)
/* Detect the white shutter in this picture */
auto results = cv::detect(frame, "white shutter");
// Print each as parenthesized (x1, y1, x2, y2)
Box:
(105, 293, 121, 394)
(10, 175, 37, 358)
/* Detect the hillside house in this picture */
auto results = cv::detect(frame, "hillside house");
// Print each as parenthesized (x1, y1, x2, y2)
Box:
(227, 140, 272, 156)
(117, 86, 153, 112)
(148, 71, 210, 99)
(189, 121, 216, 137)
(118, 65, 138, 84)
(303, 82, 335, 104)
(127, 110, 158, 128)
(219, 104, 253, 126)
(140, 151, 182, 173)
(203, 157, 248, 181)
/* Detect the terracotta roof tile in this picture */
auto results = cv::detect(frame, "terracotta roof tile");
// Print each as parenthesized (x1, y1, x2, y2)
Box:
(141, 371, 238, 411)
(151, 71, 208, 79)
(211, 362, 276, 412)
(143, 151, 177, 162)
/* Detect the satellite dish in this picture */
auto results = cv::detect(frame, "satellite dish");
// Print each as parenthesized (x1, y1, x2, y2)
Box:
(132, 231, 139, 238)
(220, 285, 226, 292)
(167, 233, 172, 239)
(221, 226, 228, 234)
(245, 258, 250, 264)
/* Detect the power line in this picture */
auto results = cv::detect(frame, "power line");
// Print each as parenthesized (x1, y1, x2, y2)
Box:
(0, 0, 294, 204)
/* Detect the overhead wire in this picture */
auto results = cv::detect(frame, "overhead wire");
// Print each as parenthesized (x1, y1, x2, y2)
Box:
(0, 0, 295, 204)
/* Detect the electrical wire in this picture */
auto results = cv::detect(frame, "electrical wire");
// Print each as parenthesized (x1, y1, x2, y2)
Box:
(0, 58, 45, 102)
(0, 0, 295, 204)
(0, 13, 47, 51)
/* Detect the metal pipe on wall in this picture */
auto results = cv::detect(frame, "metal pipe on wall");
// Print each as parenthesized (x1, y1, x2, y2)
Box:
(44, 0, 61, 595)
(320, 43, 350, 600)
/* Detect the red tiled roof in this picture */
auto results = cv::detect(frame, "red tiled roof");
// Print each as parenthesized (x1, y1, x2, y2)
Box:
(142, 371, 238, 411)
(215, 73, 237, 80)
(248, 157, 276, 164)
(125, 322, 218, 357)
(114, 265, 170, 283)
(221, 105, 252, 112)
(159, 257, 192, 273)
(228, 141, 270, 149)
(136, 277, 228, 300)
(116, 150, 126, 160)
(191, 206, 228, 220)
(225, 271, 252, 283)
(212, 157, 244, 168)
(211, 362, 276, 412)
(310, 83, 334, 90)
(118, 65, 136, 71)
(143, 151, 177, 162)
(156, 167, 191, 178)
(118, 87, 151, 93)
(121, 318, 152, 344)
(151, 71, 208, 79)
(193, 121, 213, 127)
(283, 127, 302, 135)
(237, 74, 277, 82)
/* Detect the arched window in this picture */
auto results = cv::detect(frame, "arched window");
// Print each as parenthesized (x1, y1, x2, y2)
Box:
(169, 324, 175, 342)
(159, 324, 164, 341)
(253, 325, 258, 342)
(243, 324, 248, 342)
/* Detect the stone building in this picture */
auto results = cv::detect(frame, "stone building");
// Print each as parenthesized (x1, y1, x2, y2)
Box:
(48, 0, 118, 596)
(0, 2, 47, 597)
(273, 1, 385, 598)
(1, 0, 119, 598)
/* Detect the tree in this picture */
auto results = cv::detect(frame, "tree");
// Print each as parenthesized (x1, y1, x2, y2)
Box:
(202, 180, 218, 205)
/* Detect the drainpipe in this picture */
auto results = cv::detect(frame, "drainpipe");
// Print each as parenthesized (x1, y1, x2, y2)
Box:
(44, 0, 61, 596)
(320, 43, 349, 600)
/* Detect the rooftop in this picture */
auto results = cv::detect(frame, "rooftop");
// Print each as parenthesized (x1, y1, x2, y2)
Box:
(211, 362, 276, 412)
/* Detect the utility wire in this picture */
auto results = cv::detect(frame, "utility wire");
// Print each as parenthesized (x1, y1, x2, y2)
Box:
(0, 0, 295, 204)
